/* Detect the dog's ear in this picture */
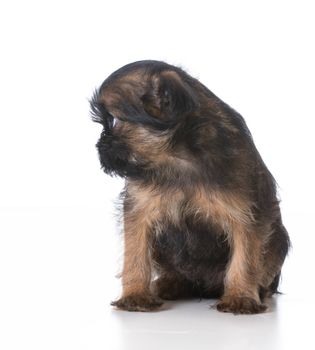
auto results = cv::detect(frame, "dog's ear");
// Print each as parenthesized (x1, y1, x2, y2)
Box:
(141, 70, 198, 121)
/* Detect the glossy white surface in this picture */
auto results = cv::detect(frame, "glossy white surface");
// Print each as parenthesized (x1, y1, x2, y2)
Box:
(100, 296, 313, 350)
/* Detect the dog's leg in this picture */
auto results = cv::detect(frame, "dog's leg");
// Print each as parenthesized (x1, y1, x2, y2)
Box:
(217, 223, 267, 314)
(111, 203, 163, 312)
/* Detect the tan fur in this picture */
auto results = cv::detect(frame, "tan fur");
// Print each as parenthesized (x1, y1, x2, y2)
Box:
(118, 122, 196, 173)
(128, 125, 170, 161)
(121, 181, 185, 296)
(127, 182, 185, 228)
(121, 224, 151, 296)
(191, 189, 265, 300)
(224, 223, 263, 301)
(121, 187, 160, 296)
(127, 182, 257, 233)
(191, 189, 255, 227)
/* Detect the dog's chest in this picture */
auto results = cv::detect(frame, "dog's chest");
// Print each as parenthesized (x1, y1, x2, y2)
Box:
(159, 189, 248, 229)
(127, 182, 252, 235)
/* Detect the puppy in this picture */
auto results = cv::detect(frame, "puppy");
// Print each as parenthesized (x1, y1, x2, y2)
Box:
(90, 60, 290, 314)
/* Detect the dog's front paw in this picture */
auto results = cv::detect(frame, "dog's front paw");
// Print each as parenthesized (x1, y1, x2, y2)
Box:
(111, 294, 163, 312)
(216, 296, 267, 314)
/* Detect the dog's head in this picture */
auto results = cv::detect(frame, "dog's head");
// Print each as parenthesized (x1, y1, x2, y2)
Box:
(90, 60, 214, 179)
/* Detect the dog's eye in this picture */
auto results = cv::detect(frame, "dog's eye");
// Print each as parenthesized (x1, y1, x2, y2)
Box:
(109, 114, 121, 128)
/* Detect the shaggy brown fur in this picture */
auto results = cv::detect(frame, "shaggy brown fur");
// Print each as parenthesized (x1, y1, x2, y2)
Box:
(90, 60, 290, 314)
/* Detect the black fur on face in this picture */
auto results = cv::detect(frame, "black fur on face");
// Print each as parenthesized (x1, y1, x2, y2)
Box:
(90, 60, 290, 314)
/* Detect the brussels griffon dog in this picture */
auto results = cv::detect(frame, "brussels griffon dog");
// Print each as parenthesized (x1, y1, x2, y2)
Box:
(90, 60, 290, 314)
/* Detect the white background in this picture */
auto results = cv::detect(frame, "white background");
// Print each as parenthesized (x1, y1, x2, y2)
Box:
(0, 1, 314, 349)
